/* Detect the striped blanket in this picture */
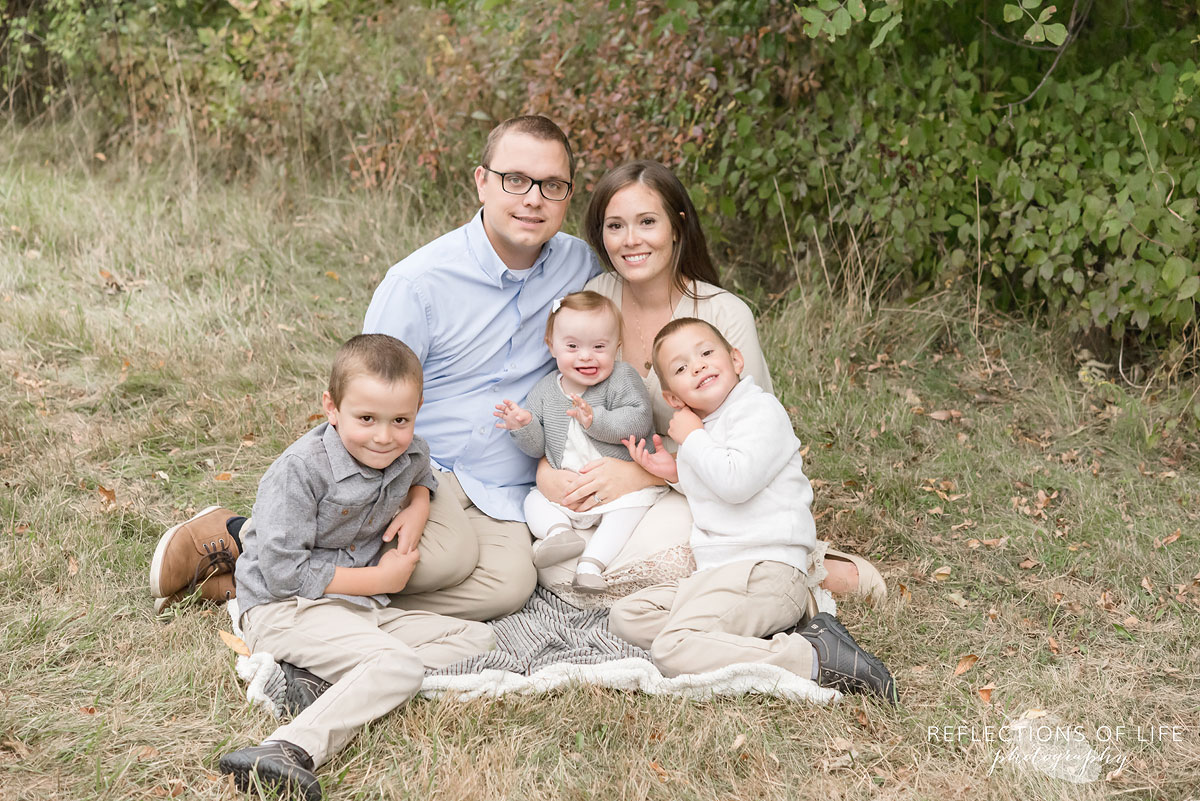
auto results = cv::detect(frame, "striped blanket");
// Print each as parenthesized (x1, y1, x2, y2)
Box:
(231, 587, 838, 714)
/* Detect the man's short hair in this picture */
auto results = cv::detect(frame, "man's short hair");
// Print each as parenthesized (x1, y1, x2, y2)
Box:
(481, 115, 576, 179)
(328, 334, 423, 407)
(651, 317, 734, 376)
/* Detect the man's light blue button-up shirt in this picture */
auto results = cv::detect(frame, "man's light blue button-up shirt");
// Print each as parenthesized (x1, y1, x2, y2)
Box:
(362, 210, 600, 521)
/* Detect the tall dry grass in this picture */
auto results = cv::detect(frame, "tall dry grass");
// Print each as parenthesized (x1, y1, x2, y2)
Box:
(1, 127, 1198, 800)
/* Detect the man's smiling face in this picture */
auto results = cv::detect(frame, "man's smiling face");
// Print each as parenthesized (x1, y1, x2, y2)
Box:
(474, 131, 572, 271)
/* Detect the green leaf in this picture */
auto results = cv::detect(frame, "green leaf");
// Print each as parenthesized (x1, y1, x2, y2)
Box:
(1178, 275, 1200, 300)
(1162, 256, 1189, 290)
(1003, 4, 1023, 22)
(1044, 22, 1068, 46)
(832, 7, 852, 35)
(1021, 0, 1041, 8)
(870, 13, 901, 49)
(848, 0, 867, 21)
(1025, 22, 1045, 43)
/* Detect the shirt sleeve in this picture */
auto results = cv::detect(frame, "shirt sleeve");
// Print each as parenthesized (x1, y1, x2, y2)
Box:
(588, 362, 655, 445)
(676, 395, 795, 504)
(362, 273, 432, 361)
(409, 438, 438, 496)
(251, 454, 337, 600)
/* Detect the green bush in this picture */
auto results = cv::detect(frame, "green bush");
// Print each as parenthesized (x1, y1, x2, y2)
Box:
(3, 0, 1197, 346)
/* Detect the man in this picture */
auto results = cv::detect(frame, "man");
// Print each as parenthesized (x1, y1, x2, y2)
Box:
(150, 115, 600, 622)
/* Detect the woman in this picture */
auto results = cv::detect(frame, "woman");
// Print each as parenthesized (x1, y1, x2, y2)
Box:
(535, 160, 884, 605)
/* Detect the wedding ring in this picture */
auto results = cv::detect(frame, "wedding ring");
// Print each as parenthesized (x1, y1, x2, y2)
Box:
(595, 495, 604, 503)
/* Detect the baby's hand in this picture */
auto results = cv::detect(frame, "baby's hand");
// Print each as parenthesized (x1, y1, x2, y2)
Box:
(494, 399, 532, 430)
(566, 394, 594, 429)
(624, 434, 679, 484)
(667, 407, 703, 444)
(376, 547, 420, 593)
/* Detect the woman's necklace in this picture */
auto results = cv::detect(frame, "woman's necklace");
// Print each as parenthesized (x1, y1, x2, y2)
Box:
(626, 288, 677, 373)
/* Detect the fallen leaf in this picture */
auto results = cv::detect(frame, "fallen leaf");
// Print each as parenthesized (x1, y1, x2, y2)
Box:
(1155, 529, 1181, 549)
(307, 412, 324, 423)
(987, 607, 1000, 621)
(213, 472, 233, 482)
(2, 738, 30, 758)
(325, 270, 340, 281)
(67, 555, 79, 576)
(1018, 557, 1039, 570)
(932, 566, 952, 582)
(730, 733, 746, 751)
(946, 592, 969, 608)
(1140, 576, 1153, 594)
(898, 582, 912, 602)
(648, 761, 669, 782)
(954, 654, 979, 676)
(94, 152, 107, 161)
(951, 520, 976, 531)
(1048, 636, 1060, 654)
(135, 745, 160, 760)
(978, 682, 995, 703)
(97, 485, 116, 504)
(217, 630, 251, 657)
(1021, 708, 1048, 719)
(929, 409, 962, 422)
(80, 706, 97, 715)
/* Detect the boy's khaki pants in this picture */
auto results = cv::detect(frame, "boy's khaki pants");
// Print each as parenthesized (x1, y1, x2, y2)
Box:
(607, 560, 818, 679)
(242, 598, 494, 766)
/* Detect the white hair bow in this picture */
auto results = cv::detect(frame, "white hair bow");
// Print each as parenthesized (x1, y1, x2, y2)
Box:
(551, 297, 564, 313)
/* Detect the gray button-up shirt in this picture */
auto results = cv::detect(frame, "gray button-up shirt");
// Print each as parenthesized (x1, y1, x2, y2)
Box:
(235, 421, 437, 618)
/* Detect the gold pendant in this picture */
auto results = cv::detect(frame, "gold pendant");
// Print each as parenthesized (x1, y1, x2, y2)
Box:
(644, 360, 653, 371)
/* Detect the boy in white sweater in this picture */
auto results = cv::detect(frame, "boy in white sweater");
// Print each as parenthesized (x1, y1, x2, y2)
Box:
(616, 318, 895, 702)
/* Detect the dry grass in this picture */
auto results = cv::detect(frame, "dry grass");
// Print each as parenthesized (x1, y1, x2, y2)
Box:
(2, 128, 1198, 801)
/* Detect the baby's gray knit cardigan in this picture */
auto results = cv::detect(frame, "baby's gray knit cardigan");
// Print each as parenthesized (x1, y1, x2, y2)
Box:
(509, 361, 654, 469)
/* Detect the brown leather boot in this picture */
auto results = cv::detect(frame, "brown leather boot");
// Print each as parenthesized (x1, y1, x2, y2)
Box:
(149, 506, 239, 598)
(154, 571, 235, 614)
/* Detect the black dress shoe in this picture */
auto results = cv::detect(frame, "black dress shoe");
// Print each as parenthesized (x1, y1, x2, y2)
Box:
(280, 661, 332, 717)
(219, 739, 321, 800)
(797, 612, 897, 704)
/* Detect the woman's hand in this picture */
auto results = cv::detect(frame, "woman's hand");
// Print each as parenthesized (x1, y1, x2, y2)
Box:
(566, 456, 661, 508)
(536, 458, 594, 512)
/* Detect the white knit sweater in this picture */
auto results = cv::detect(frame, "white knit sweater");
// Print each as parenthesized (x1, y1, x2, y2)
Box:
(674, 376, 817, 573)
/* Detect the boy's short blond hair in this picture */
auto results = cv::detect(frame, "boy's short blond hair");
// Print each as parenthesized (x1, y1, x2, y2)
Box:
(544, 290, 623, 344)
(650, 317, 734, 376)
(328, 334, 423, 407)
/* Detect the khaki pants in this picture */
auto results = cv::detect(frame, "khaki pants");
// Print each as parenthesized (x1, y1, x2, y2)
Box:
(607, 560, 818, 679)
(243, 598, 494, 766)
(389, 470, 537, 621)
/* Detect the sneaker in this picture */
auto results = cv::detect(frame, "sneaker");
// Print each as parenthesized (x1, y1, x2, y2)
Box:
(796, 612, 897, 704)
(280, 662, 332, 717)
(149, 506, 239, 598)
(219, 739, 321, 801)
(153, 571, 235, 614)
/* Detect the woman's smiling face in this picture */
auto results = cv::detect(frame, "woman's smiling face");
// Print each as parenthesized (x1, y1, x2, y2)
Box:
(600, 182, 677, 289)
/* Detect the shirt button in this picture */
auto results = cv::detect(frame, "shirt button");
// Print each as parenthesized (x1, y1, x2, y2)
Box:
(341, 509, 348, 515)
(349, 545, 356, 552)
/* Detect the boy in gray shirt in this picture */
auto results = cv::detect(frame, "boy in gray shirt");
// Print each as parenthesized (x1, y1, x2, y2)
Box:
(219, 335, 494, 801)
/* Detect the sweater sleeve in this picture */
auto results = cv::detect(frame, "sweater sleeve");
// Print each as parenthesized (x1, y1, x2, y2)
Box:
(676, 394, 796, 504)
(508, 376, 549, 460)
(587, 361, 655, 445)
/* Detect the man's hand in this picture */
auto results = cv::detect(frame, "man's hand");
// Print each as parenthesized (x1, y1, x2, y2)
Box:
(667, 407, 704, 444)
(624, 434, 679, 484)
(565, 393, 594, 429)
(493, 399, 533, 430)
(383, 486, 430, 554)
(376, 547, 420, 594)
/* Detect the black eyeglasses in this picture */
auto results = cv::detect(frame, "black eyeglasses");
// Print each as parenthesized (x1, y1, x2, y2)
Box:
(482, 167, 572, 202)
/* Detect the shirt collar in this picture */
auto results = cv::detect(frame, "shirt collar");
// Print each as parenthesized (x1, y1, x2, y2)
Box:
(466, 209, 554, 288)
(702, 374, 759, 424)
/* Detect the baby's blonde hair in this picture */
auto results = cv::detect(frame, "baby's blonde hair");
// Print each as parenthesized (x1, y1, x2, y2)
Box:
(544, 290, 623, 344)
